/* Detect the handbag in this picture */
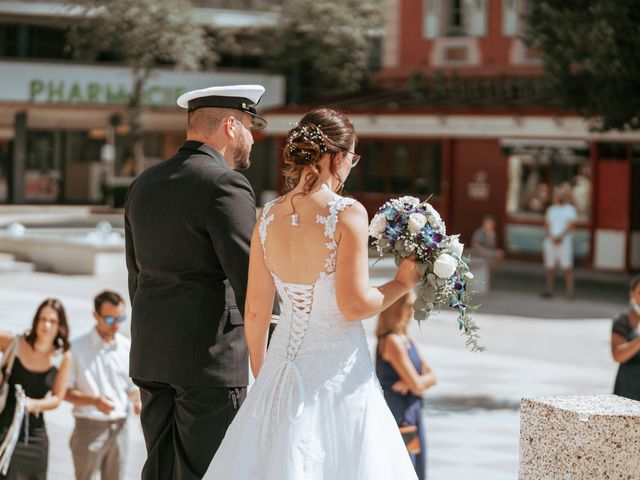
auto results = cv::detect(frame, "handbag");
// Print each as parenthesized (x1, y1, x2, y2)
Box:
(0, 336, 19, 413)
(0, 384, 26, 475)
(399, 424, 422, 455)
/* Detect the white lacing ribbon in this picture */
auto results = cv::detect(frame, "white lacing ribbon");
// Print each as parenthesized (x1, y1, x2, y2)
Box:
(281, 283, 313, 358)
(253, 358, 305, 448)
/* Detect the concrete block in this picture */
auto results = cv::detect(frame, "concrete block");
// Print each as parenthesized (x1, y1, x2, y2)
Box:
(519, 395, 640, 479)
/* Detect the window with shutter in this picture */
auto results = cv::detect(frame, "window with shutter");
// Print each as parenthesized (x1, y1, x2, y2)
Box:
(423, 0, 442, 38)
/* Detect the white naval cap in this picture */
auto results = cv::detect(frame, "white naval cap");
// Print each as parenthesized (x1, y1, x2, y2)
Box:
(176, 84, 267, 131)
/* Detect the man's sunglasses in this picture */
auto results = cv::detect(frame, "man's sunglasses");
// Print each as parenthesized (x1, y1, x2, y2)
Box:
(100, 315, 127, 325)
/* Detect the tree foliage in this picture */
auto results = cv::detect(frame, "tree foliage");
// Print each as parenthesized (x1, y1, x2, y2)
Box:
(68, 0, 212, 170)
(526, 0, 640, 130)
(268, 0, 383, 102)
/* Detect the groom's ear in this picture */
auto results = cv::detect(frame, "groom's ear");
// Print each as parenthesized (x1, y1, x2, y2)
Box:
(225, 116, 237, 139)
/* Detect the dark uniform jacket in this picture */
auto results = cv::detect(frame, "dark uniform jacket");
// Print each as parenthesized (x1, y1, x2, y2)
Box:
(125, 141, 254, 387)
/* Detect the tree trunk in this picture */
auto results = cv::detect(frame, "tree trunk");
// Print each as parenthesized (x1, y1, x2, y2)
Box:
(129, 70, 149, 176)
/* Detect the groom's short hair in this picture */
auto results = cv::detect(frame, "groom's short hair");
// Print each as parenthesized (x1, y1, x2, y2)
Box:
(187, 108, 245, 136)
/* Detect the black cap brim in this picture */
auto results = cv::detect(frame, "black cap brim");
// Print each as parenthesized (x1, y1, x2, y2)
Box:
(187, 95, 267, 131)
(249, 113, 267, 131)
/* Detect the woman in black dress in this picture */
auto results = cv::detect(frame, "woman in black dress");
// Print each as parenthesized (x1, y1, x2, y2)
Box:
(611, 275, 640, 401)
(0, 298, 72, 479)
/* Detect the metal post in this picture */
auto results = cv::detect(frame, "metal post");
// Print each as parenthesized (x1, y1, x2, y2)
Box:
(11, 111, 27, 204)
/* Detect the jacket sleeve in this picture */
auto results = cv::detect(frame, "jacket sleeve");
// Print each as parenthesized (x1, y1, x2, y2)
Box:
(124, 184, 139, 304)
(206, 170, 256, 316)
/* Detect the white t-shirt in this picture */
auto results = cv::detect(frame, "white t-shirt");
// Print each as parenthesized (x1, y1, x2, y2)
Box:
(545, 203, 578, 238)
(68, 328, 137, 421)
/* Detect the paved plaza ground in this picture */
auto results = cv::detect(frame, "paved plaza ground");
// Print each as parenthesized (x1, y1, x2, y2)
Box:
(1, 255, 628, 479)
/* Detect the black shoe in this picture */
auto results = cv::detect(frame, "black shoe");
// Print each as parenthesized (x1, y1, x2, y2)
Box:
(541, 291, 554, 299)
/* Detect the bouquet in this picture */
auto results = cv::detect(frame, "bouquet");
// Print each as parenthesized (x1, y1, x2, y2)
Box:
(369, 196, 484, 352)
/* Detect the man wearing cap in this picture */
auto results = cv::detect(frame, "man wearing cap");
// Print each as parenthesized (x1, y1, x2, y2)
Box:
(125, 85, 267, 479)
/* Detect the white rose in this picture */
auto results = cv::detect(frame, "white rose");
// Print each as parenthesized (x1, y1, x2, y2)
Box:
(369, 213, 387, 237)
(408, 213, 427, 234)
(425, 203, 443, 229)
(433, 253, 457, 279)
(398, 196, 420, 205)
(463, 271, 474, 279)
(449, 234, 464, 257)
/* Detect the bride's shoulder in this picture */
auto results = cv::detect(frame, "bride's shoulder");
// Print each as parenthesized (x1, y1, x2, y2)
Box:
(335, 197, 368, 231)
(260, 195, 284, 214)
(333, 195, 365, 214)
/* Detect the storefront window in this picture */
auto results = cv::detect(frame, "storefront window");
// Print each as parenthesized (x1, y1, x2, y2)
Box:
(416, 143, 441, 196)
(345, 140, 441, 197)
(390, 145, 412, 193)
(112, 132, 164, 176)
(506, 149, 591, 221)
(67, 131, 103, 163)
(361, 142, 386, 192)
(25, 131, 61, 202)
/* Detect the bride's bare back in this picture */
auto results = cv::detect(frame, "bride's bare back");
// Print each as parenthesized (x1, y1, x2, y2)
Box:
(261, 188, 348, 285)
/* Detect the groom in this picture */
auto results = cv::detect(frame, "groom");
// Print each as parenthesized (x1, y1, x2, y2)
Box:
(125, 85, 268, 479)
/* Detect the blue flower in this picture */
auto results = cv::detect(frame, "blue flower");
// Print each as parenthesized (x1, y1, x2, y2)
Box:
(420, 225, 445, 251)
(384, 224, 403, 242)
(384, 207, 396, 221)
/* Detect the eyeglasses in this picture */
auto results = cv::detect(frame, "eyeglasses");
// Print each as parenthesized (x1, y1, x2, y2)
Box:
(344, 150, 361, 167)
(100, 314, 127, 325)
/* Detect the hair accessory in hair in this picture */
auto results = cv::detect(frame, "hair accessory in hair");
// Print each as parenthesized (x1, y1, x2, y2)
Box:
(286, 124, 328, 164)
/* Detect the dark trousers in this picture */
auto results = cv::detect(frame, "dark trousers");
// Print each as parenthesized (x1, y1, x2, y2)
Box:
(132, 378, 246, 480)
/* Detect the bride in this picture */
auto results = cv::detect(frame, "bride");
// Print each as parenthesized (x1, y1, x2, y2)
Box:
(204, 108, 421, 479)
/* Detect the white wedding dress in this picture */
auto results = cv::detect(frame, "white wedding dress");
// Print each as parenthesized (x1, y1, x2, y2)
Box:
(204, 195, 418, 480)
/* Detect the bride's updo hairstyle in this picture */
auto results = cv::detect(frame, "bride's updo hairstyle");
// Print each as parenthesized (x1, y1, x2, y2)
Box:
(282, 108, 356, 194)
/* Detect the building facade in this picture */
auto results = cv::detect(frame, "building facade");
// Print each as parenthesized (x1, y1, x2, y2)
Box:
(263, 0, 640, 272)
(0, 0, 285, 205)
